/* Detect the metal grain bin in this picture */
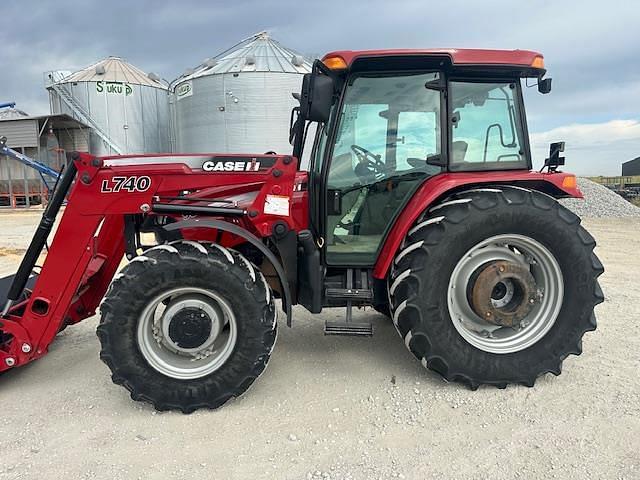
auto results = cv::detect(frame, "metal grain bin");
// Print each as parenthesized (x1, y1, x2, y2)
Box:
(171, 32, 311, 158)
(46, 57, 170, 156)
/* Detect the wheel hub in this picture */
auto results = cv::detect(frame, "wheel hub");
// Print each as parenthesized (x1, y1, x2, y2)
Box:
(159, 294, 224, 355)
(138, 287, 238, 380)
(469, 260, 538, 327)
(447, 234, 564, 354)
(168, 307, 212, 349)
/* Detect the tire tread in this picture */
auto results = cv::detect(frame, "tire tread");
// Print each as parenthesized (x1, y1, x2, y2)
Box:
(97, 241, 276, 413)
(389, 187, 604, 389)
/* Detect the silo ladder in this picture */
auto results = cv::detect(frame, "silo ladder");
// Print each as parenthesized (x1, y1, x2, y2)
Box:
(50, 83, 123, 155)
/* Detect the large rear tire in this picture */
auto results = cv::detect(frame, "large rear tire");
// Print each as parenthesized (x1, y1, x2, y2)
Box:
(97, 240, 276, 413)
(389, 187, 604, 389)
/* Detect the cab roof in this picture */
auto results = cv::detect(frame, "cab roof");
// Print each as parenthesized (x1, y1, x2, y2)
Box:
(322, 48, 545, 74)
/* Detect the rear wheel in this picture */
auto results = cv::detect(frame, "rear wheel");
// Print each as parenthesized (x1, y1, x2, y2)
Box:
(97, 240, 276, 412)
(389, 187, 604, 389)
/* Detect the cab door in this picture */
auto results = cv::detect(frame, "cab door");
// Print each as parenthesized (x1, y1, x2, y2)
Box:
(322, 71, 444, 266)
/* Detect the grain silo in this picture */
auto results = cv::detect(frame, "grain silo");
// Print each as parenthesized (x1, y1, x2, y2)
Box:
(46, 57, 170, 155)
(172, 32, 311, 156)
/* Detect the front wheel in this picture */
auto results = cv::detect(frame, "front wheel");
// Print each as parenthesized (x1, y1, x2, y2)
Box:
(97, 240, 276, 413)
(389, 187, 604, 389)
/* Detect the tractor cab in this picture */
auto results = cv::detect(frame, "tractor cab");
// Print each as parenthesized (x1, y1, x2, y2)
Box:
(290, 50, 555, 327)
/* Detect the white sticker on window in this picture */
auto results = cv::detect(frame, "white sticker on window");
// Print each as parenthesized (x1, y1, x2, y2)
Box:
(264, 194, 290, 216)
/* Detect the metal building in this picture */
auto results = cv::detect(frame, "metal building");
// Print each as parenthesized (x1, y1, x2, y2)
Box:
(171, 32, 311, 157)
(0, 109, 89, 208)
(622, 157, 640, 176)
(46, 57, 170, 156)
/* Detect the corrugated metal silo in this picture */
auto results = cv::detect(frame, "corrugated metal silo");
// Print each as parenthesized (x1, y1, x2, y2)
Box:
(172, 32, 312, 158)
(46, 57, 170, 155)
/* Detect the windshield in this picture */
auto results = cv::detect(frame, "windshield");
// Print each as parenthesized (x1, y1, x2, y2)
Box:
(327, 72, 442, 188)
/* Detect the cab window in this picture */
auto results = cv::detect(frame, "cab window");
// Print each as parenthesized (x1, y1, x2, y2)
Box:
(396, 111, 439, 171)
(449, 81, 528, 171)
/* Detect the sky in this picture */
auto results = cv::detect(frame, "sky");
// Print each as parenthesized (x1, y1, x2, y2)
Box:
(1, 0, 639, 175)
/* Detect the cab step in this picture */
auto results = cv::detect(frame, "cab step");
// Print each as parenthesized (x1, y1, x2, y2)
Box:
(323, 268, 374, 336)
(324, 320, 373, 336)
(325, 287, 373, 301)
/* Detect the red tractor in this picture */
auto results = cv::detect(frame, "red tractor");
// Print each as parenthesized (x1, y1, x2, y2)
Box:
(0, 49, 603, 412)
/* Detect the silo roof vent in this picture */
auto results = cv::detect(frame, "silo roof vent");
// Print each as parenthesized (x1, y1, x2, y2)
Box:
(171, 31, 312, 86)
(52, 56, 168, 89)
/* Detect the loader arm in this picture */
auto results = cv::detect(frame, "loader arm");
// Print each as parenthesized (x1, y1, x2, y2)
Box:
(0, 151, 301, 372)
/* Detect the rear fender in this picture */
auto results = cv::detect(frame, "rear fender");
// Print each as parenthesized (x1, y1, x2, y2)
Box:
(163, 219, 293, 326)
(372, 170, 580, 279)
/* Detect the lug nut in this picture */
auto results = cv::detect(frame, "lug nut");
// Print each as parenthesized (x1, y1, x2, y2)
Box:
(5, 357, 15, 367)
(21, 343, 31, 353)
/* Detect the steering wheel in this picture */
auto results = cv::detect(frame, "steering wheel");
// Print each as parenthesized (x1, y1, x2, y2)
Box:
(351, 144, 385, 179)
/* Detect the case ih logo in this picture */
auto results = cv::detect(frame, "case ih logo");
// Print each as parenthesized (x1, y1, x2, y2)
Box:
(202, 159, 261, 172)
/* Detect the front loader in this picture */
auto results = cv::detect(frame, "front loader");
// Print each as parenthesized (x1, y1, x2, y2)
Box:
(0, 48, 604, 412)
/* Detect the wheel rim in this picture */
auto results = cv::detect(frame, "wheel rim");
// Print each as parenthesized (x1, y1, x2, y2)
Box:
(137, 287, 237, 379)
(447, 234, 564, 354)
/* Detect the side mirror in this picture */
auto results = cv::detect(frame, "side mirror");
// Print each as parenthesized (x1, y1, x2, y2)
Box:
(538, 78, 552, 94)
(300, 73, 334, 123)
(549, 141, 565, 157)
(544, 141, 565, 171)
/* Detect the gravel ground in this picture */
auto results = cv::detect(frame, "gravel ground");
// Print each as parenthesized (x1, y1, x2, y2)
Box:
(0, 208, 639, 479)
(560, 178, 640, 218)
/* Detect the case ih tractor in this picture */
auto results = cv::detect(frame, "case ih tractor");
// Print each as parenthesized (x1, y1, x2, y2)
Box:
(0, 49, 604, 412)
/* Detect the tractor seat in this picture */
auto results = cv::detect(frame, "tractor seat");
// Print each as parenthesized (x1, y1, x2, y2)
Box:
(451, 141, 468, 163)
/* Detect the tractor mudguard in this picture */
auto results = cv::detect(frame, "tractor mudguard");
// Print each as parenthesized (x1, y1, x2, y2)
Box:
(373, 170, 581, 279)
(162, 219, 293, 326)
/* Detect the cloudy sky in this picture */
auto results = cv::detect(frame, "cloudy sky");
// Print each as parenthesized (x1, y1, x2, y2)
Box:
(2, 0, 639, 175)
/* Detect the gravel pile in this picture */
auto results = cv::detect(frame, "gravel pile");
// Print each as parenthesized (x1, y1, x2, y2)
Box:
(560, 177, 640, 218)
